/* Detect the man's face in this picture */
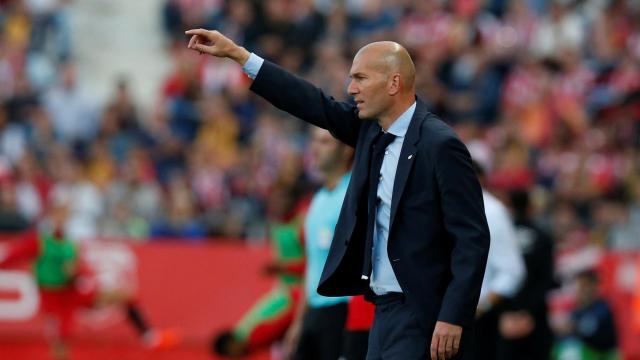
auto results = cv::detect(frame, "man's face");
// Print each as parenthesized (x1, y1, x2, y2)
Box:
(310, 129, 343, 174)
(347, 51, 390, 120)
(575, 276, 597, 306)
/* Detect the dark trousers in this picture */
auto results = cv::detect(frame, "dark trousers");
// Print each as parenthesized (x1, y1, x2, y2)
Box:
(293, 302, 347, 360)
(365, 293, 428, 360)
(366, 293, 473, 360)
(473, 306, 500, 360)
(343, 330, 370, 360)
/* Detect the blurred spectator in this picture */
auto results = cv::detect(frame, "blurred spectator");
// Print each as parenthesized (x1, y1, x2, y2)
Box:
(488, 137, 535, 191)
(44, 62, 98, 146)
(100, 200, 149, 240)
(501, 58, 553, 146)
(150, 171, 206, 240)
(100, 147, 161, 242)
(347, 0, 397, 46)
(554, 270, 619, 359)
(85, 138, 116, 191)
(0, 177, 30, 232)
(213, 0, 260, 48)
(5, 73, 39, 124)
(398, 0, 453, 56)
(193, 94, 239, 168)
(48, 147, 104, 241)
(473, 161, 526, 360)
(497, 190, 555, 360)
(187, 148, 229, 235)
(97, 78, 146, 164)
(591, 188, 640, 250)
(289, 0, 326, 62)
(106, 147, 161, 220)
(25, 0, 72, 60)
(0, 102, 27, 164)
(142, 101, 188, 185)
(162, 0, 223, 44)
(14, 150, 51, 222)
(0, 6, 28, 99)
(24, 104, 56, 159)
(530, 0, 586, 59)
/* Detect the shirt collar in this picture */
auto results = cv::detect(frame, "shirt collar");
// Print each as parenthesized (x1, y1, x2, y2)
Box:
(385, 101, 416, 138)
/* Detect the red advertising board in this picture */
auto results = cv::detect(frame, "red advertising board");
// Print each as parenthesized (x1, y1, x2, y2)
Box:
(2, 239, 639, 360)
(0, 240, 275, 360)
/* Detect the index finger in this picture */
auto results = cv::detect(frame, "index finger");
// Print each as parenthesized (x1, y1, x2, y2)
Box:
(185, 29, 212, 37)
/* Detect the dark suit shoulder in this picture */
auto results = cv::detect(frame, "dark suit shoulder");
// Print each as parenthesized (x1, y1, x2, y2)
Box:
(419, 113, 465, 151)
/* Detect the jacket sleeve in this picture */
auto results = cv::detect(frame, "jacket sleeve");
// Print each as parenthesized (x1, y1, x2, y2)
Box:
(250, 60, 361, 147)
(434, 136, 490, 327)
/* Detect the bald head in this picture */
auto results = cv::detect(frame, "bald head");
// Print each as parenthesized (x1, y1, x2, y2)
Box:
(354, 41, 416, 92)
(347, 41, 417, 127)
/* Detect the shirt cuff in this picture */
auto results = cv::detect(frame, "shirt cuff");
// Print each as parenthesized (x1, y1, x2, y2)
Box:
(242, 53, 264, 80)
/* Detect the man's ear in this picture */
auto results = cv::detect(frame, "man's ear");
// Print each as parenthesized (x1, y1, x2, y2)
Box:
(388, 73, 401, 95)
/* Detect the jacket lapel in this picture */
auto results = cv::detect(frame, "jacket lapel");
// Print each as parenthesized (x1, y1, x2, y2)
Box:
(389, 100, 427, 230)
(362, 121, 382, 155)
(351, 122, 381, 198)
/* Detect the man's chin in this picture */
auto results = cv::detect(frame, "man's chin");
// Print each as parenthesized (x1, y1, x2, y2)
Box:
(355, 110, 373, 120)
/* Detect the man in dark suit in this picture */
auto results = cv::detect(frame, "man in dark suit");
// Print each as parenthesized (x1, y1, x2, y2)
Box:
(186, 29, 490, 360)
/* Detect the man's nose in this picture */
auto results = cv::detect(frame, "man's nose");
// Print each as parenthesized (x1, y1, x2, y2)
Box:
(347, 80, 357, 96)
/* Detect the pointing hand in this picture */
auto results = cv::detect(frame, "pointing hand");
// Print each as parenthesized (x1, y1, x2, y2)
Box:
(185, 29, 250, 65)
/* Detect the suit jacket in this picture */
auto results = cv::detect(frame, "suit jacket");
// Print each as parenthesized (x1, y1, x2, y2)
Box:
(250, 60, 490, 349)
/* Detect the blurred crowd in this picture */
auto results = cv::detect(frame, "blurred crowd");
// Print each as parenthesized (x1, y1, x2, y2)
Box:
(0, 0, 638, 357)
(0, 0, 639, 248)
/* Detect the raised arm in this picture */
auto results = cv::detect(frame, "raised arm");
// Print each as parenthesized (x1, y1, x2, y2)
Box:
(185, 29, 361, 147)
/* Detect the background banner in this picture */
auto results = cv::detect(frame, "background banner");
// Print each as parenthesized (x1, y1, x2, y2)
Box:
(0, 239, 274, 360)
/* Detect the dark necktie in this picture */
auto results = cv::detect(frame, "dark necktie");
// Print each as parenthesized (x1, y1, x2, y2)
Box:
(361, 131, 396, 280)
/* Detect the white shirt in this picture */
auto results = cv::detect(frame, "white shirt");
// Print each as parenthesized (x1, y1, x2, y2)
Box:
(369, 103, 415, 295)
(478, 190, 526, 310)
(45, 85, 98, 143)
(50, 181, 104, 242)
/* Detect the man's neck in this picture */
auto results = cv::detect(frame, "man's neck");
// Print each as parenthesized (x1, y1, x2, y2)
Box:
(377, 96, 415, 131)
